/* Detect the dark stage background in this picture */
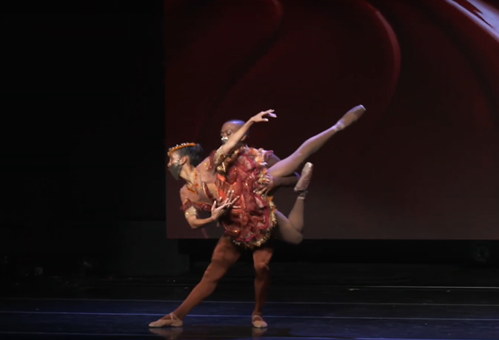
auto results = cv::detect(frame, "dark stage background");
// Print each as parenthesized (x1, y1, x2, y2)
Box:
(1, 1, 191, 277)
(166, 0, 499, 240)
(1, 0, 499, 281)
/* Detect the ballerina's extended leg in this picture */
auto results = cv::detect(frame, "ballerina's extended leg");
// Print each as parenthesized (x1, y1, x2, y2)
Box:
(268, 105, 365, 178)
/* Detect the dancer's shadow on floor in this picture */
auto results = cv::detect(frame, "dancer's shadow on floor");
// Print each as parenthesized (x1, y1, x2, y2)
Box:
(149, 326, 268, 340)
(149, 326, 354, 339)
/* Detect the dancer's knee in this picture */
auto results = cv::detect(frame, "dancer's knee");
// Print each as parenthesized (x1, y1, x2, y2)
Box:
(254, 260, 270, 277)
(288, 233, 303, 245)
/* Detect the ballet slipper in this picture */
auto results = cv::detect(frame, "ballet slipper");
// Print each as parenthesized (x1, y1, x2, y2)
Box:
(335, 105, 366, 130)
(252, 314, 268, 328)
(294, 162, 313, 197)
(148, 313, 183, 327)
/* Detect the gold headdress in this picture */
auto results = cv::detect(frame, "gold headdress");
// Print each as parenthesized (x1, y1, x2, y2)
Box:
(167, 143, 197, 157)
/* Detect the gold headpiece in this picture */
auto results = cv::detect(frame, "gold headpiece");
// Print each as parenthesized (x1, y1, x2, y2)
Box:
(167, 142, 197, 157)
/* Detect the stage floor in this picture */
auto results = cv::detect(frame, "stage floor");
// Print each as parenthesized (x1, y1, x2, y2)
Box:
(1, 284, 499, 339)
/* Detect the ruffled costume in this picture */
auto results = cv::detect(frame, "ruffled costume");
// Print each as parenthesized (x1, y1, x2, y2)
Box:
(179, 145, 277, 249)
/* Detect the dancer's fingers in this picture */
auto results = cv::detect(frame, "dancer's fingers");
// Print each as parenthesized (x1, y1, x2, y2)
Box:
(220, 203, 231, 211)
(230, 196, 240, 205)
(223, 193, 232, 205)
(261, 111, 276, 119)
(254, 187, 265, 195)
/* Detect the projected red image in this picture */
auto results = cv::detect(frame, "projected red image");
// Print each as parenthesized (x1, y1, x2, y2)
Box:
(165, 0, 499, 240)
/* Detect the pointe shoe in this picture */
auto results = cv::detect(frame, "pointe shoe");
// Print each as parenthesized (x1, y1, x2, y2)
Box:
(294, 162, 313, 193)
(149, 313, 183, 328)
(336, 105, 366, 130)
(252, 314, 268, 328)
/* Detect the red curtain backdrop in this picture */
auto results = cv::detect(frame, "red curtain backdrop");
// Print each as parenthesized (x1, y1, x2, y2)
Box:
(165, 0, 499, 239)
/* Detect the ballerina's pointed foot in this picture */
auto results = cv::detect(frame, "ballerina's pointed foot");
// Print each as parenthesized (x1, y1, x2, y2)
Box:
(336, 105, 366, 129)
(294, 162, 313, 196)
(149, 313, 183, 328)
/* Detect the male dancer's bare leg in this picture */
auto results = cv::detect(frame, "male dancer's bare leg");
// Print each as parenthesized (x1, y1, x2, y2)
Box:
(250, 164, 313, 327)
(268, 105, 365, 179)
(149, 236, 241, 327)
(252, 245, 273, 328)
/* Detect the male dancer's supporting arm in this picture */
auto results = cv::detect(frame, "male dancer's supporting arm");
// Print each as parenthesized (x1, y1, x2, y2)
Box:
(253, 153, 300, 196)
(216, 110, 276, 164)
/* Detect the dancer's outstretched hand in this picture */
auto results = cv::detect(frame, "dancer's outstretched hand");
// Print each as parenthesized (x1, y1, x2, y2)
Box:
(250, 109, 276, 123)
(211, 191, 240, 221)
(211, 201, 230, 221)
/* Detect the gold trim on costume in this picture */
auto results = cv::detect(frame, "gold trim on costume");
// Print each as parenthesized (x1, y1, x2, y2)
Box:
(213, 146, 225, 166)
(225, 147, 278, 249)
(215, 146, 243, 175)
(184, 206, 197, 218)
(231, 196, 277, 249)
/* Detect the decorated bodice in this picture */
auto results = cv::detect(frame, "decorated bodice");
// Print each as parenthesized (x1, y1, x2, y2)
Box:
(178, 145, 277, 249)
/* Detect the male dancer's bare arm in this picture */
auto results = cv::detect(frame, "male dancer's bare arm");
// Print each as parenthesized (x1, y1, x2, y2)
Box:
(216, 110, 276, 164)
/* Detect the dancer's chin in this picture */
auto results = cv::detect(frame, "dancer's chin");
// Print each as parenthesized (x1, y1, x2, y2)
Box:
(168, 165, 182, 180)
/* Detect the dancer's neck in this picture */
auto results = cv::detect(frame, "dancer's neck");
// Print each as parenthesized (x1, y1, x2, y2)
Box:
(180, 164, 196, 184)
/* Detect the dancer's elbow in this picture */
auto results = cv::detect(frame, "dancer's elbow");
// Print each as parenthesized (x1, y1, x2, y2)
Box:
(186, 216, 200, 229)
(186, 215, 213, 229)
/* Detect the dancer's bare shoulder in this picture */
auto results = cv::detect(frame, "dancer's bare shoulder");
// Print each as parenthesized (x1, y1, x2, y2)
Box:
(179, 185, 190, 201)
(195, 155, 215, 173)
